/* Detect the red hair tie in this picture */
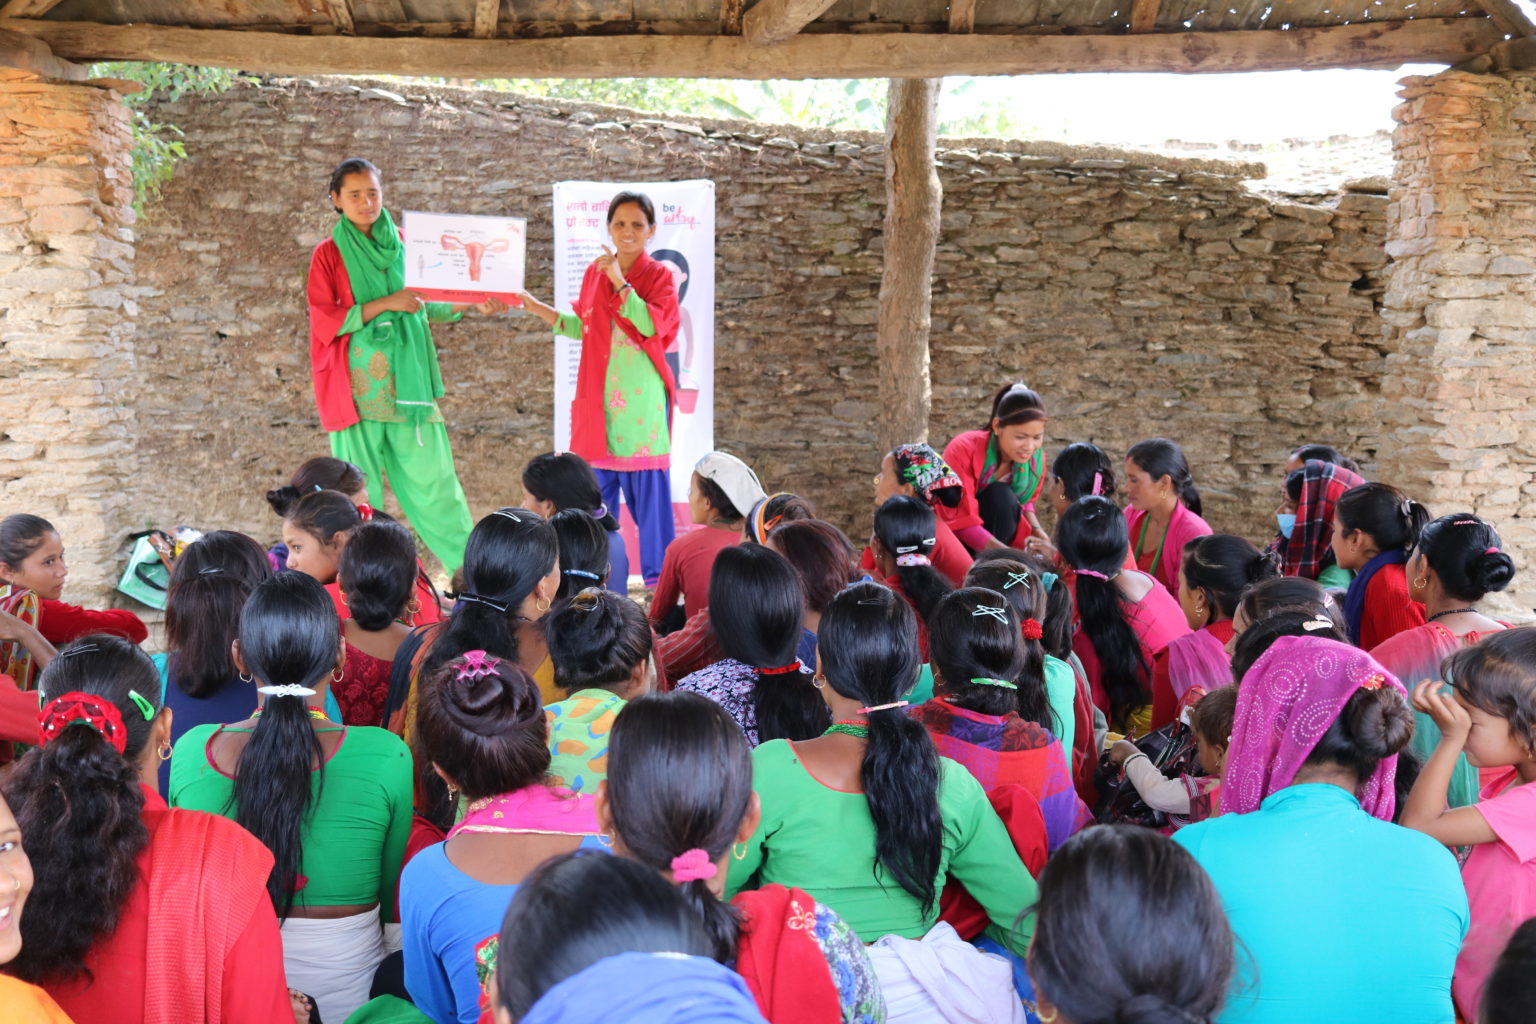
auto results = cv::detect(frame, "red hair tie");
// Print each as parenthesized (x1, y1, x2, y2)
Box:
(356, 502, 376, 521)
(1021, 618, 1044, 641)
(38, 691, 128, 755)
(757, 661, 804, 676)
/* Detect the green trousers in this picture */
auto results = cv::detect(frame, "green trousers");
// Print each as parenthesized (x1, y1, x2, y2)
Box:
(329, 419, 473, 573)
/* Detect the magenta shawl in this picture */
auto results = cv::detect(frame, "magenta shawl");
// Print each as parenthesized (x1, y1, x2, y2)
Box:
(1165, 626, 1233, 704)
(449, 783, 600, 839)
(1227, 635, 1407, 820)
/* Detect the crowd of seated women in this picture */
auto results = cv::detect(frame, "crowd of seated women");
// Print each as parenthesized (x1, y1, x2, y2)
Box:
(2, 382, 1536, 1024)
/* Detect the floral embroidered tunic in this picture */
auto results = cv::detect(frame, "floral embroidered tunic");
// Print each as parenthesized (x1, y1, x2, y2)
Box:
(556, 290, 670, 470)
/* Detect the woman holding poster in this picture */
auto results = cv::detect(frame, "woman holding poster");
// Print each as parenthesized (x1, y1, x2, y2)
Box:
(519, 191, 681, 586)
(307, 157, 503, 573)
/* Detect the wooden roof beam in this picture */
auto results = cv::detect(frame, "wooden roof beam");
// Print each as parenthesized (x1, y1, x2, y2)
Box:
(321, 0, 355, 35)
(473, 0, 499, 40)
(1475, 0, 1536, 38)
(948, 0, 977, 33)
(0, 0, 66, 17)
(742, 0, 839, 46)
(1130, 0, 1161, 34)
(5, 16, 1504, 78)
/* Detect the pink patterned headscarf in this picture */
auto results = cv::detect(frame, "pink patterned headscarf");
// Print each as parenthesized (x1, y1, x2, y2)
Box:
(1226, 635, 1407, 821)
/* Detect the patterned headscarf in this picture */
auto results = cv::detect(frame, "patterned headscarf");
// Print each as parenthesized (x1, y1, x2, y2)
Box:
(1226, 635, 1406, 821)
(1267, 459, 1365, 580)
(892, 444, 963, 507)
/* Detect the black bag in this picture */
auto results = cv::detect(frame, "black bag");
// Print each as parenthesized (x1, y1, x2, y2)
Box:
(1094, 719, 1206, 829)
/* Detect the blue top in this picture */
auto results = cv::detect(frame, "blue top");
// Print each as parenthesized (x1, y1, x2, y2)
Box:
(796, 627, 817, 671)
(1174, 784, 1467, 1024)
(400, 835, 608, 1024)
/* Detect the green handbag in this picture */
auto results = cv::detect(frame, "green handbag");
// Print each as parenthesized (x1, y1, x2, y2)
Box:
(116, 531, 173, 610)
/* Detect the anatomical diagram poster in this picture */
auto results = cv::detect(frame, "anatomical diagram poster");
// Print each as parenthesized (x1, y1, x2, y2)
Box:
(403, 211, 527, 303)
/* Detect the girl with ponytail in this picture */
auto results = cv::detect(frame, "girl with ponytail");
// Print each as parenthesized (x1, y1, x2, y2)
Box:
(916, 588, 1090, 852)
(170, 571, 412, 1024)
(1124, 438, 1213, 599)
(400, 650, 604, 1024)
(939, 381, 1050, 551)
(1149, 534, 1279, 730)
(597, 690, 883, 1023)
(1373, 512, 1515, 808)
(727, 581, 1036, 1019)
(1022, 441, 1117, 566)
(1057, 496, 1190, 735)
(7, 635, 290, 1023)
(1333, 482, 1432, 648)
(676, 544, 829, 746)
(869, 494, 953, 660)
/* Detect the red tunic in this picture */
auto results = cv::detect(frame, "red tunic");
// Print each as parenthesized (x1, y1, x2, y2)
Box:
(1357, 563, 1428, 651)
(307, 237, 367, 432)
(38, 598, 148, 646)
(568, 251, 680, 465)
(938, 428, 1043, 548)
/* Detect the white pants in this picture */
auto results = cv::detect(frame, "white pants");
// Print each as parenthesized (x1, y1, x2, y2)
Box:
(279, 907, 389, 1024)
(865, 921, 1028, 1024)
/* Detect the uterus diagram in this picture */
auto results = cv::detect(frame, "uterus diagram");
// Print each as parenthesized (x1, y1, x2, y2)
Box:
(438, 234, 511, 282)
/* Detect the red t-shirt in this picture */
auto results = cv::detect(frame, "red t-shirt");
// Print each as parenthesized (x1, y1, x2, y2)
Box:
(38, 598, 147, 646)
(648, 526, 740, 625)
(859, 516, 974, 589)
(1358, 563, 1428, 651)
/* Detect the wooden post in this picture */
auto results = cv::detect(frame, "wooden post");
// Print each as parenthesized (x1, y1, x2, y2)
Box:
(876, 77, 941, 451)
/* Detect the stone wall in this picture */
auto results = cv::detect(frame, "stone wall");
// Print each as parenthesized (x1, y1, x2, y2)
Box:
(1380, 68, 1536, 616)
(0, 79, 139, 599)
(128, 77, 1393, 570)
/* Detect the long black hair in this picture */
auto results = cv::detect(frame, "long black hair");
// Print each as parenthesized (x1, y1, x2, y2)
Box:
(929, 588, 1057, 728)
(819, 582, 942, 913)
(1127, 438, 1202, 518)
(231, 570, 341, 917)
(1052, 442, 1116, 502)
(1057, 496, 1147, 731)
(165, 530, 273, 698)
(709, 544, 828, 742)
(522, 451, 619, 531)
(606, 691, 753, 963)
(873, 494, 952, 623)
(1026, 826, 1234, 1024)
(964, 557, 1054, 728)
(267, 457, 365, 518)
(422, 508, 558, 679)
(493, 851, 711, 1021)
(549, 508, 611, 599)
(1415, 513, 1516, 602)
(1334, 482, 1430, 555)
(3, 635, 162, 982)
(545, 588, 653, 695)
(337, 521, 418, 631)
(1181, 534, 1280, 623)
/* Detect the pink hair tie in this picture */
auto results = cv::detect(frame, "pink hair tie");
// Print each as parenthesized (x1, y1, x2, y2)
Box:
(1091, 471, 1103, 496)
(1076, 569, 1112, 581)
(456, 650, 501, 683)
(670, 848, 718, 883)
(858, 700, 909, 713)
(1486, 547, 1501, 555)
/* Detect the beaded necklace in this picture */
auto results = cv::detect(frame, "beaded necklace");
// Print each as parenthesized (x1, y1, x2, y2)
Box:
(823, 719, 869, 739)
(252, 706, 333, 724)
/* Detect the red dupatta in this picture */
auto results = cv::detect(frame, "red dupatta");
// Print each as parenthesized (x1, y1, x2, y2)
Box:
(730, 885, 842, 1024)
(569, 251, 681, 464)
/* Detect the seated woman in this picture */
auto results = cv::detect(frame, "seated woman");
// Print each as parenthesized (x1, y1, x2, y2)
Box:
(1174, 635, 1467, 1024)
(6, 635, 289, 1023)
(0, 789, 77, 1024)
(1022, 441, 1117, 567)
(170, 572, 413, 1024)
(766, 519, 856, 670)
(544, 589, 654, 793)
(940, 382, 1049, 551)
(1150, 535, 1278, 730)
(1228, 576, 1344, 648)
(336, 521, 420, 726)
(489, 852, 768, 1024)
(676, 544, 827, 746)
(1029, 826, 1235, 1024)
(522, 451, 628, 596)
(1057, 496, 1189, 737)
(865, 443, 974, 586)
(1372, 513, 1513, 810)
(0, 514, 146, 688)
(400, 650, 604, 1024)
(1122, 439, 1213, 599)
(597, 690, 884, 1023)
(1266, 458, 1364, 589)
(728, 582, 1037, 995)
(650, 451, 766, 630)
(869, 495, 953, 660)
(548, 508, 612, 599)
(266, 455, 371, 571)
(1333, 482, 1431, 649)
(914, 588, 1088, 852)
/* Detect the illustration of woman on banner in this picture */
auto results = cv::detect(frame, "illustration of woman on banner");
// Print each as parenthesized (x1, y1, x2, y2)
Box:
(519, 190, 682, 586)
(307, 157, 504, 573)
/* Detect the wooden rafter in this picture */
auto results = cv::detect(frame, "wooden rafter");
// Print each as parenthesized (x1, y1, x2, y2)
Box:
(720, 0, 745, 36)
(321, 0, 354, 35)
(1474, 0, 1536, 38)
(741, 0, 839, 47)
(472, 0, 499, 40)
(0, 0, 66, 18)
(5, 17, 1504, 78)
(1130, 0, 1161, 34)
(948, 0, 977, 34)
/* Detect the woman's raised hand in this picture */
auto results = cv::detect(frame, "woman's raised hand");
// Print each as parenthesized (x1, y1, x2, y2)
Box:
(1410, 679, 1471, 745)
(381, 289, 426, 314)
(596, 245, 627, 290)
(473, 297, 509, 316)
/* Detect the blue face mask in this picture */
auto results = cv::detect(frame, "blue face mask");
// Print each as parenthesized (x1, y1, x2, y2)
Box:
(1276, 513, 1297, 539)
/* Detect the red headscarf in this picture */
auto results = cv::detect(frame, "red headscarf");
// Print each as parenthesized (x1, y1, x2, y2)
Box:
(1269, 459, 1365, 579)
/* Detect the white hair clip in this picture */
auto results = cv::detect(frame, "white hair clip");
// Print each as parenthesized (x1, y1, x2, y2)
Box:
(1003, 571, 1031, 590)
(1302, 617, 1334, 632)
(492, 509, 523, 522)
(258, 684, 318, 698)
(972, 605, 1009, 623)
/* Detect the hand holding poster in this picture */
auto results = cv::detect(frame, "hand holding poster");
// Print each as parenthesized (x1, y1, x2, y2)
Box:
(404, 211, 526, 303)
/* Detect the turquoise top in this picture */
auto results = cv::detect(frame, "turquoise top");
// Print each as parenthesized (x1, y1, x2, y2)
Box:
(1174, 784, 1467, 1024)
(1043, 654, 1076, 757)
(1316, 563, 1354, 591)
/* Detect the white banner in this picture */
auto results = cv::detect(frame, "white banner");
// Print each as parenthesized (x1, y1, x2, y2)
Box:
(403, 210, 526, 303)
(551, 180, 715, 504)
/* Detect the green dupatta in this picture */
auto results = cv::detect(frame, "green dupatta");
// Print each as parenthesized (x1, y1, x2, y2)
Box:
(332, 209, 444, 422)
(979, 435, 1044, 505)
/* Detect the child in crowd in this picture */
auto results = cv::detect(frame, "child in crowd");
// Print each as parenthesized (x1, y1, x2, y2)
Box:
(650, 451, 766, 631)
(1402, 629, 1536, 1023)
(282, 489, 360, 586)
(265, 456, 370, 572)
(335, 520, 419, 726)
(1333, 482, 1430, 649)
(1109, 684, 1237, 826)
(1021, 441, 1117, 567)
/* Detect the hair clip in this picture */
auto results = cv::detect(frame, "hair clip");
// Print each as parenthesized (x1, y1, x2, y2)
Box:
(1002, 571, 1031, 590)
(59, 643, 100, 658)
(894, 544, 920, 554)
(920, 537, 936, 548)
(492, 508, 523, 522)
(1301, 617, 1334, 632)
(972, 605, 1009, 623)
(858, 700, 909, 713)
(969, 677, 1018, 689)
(258, 684, 318, 698)
(127, 688, 156, 721)
(1041, 571, 1059, 593)
(456, 592, 511, 613)
(313, 484, 324, 492)
(457, 650, 501, 683)
(895, 554, 931, 567)
(1400, 499, 1414, 518)
(1486, 546, 1502, 555)
(1021, 618, 1044, 641)
(1091, 471, 1103, 496)
(38, 691, 128, 754)
(198, 566, 224, 575)
(563, 568, 602, 580)
(1360, 672, 1386, 691)
(1076, 569, 1112, 581)
(1453, 519, 1480, 526)
(590, 504, 609, 520)
(670, 848, 717, 883)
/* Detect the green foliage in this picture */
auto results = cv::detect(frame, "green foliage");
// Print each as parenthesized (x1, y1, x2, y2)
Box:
(85, 62, 246, 209)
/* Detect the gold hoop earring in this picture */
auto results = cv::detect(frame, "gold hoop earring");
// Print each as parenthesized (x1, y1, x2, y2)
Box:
(406, 599, 420, 616)
(1037, 1006, 1059, 1024)
(1413, 575, 1429, 590)
(535, 596, 551, 614)
(598, 832, 615, 849)
(157, 742, 172, 762)
(240, 672, 253, 684)
(812, 675, 826, 689)
(332, 669, 344, 683)
(732, 842, 748, 861)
